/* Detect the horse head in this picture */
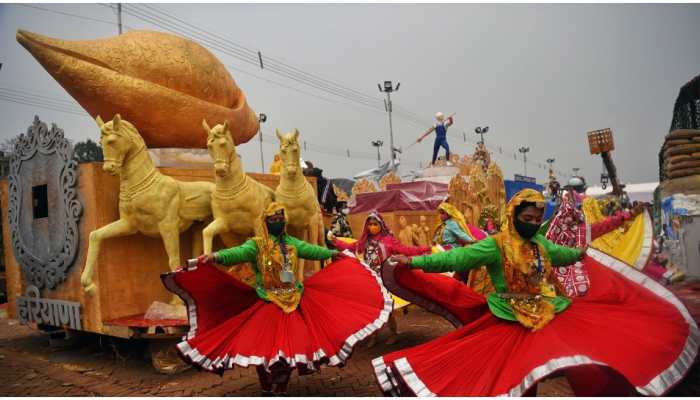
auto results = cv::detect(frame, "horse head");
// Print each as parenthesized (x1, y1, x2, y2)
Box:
(96, 114, 143, 176)
(203, 119, 237, 177)
(276, 128, 301, 176)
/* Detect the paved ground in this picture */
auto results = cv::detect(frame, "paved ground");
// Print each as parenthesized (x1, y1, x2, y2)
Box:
(0, 307, 452, 396)
(0, 302, 697, 397)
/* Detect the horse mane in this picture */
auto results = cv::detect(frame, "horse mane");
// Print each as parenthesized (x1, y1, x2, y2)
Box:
(209, 124, 230, 140)
(108, 119, 146, 148)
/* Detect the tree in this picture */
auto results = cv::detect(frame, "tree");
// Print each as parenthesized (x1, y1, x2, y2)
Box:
(0, 137, 18, 155)
(73, 139, 103, 163)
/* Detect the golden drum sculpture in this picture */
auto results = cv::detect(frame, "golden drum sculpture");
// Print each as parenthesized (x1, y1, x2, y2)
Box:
(16, 29, 259, 148)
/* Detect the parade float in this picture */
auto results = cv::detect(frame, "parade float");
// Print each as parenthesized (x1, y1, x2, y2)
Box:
(658, 74, 700, 278)
(1, 29, 324, 371)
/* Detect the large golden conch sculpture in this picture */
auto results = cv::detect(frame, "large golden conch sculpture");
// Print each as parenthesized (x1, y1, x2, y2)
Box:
(16, 29, 258, 148)
(81, 115, 214, 297)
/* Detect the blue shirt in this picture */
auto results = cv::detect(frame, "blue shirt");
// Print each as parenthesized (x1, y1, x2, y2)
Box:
(435, 122, 448, 139)
(440, 219, 474, 246)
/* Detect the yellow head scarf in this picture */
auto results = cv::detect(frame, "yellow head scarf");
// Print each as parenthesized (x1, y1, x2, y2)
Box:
(435, 202, 472, 242)
(253, 202, 290, 258)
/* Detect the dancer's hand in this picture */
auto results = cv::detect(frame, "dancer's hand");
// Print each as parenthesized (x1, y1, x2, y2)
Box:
(198, 253, 217, 265)
(390, 254, 411, 265)
(580, 245, 589, 259)
(326, 230, 336, 242)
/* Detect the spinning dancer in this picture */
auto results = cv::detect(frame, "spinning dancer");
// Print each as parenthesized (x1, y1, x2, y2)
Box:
(162, 203, 392, 396)
(376, 189, 697, 396)
(328, 211, 430, 346)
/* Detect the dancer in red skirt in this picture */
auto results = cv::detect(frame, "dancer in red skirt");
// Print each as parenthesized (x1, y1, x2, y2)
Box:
(378, 189, 698, 396)
(162, 203, 392, 396)
(328, 211, 430, 346)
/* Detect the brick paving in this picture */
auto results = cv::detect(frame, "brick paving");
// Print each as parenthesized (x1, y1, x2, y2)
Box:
(0, 302, 697, 397)
(0, 307, 454, 396)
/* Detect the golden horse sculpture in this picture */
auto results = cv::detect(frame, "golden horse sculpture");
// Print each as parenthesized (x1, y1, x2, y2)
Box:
(274, 129, 326, 273)
(201, 119, 275, 254)
(80, 114, 214, 296)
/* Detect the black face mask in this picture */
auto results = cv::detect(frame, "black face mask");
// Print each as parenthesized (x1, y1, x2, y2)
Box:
(514, 218, 540, 239)
(267, 221, 285, 236)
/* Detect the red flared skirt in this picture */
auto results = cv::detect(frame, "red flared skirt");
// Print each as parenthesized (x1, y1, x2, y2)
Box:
(375, 249, 698, 396)
(162, 255, 392, 375)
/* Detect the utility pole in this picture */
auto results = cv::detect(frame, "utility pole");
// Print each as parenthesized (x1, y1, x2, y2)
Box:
(378, 80, 400, 170)
(117, 4, 123, 34)
(518, 146, 530, 176)
(258, 113, 267, 173)
(371, 140, 384, 168)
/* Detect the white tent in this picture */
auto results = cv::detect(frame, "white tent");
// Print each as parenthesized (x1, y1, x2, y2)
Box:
(586, 182, 658, 203)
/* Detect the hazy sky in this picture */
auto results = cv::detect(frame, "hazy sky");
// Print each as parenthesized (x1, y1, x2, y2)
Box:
(1, 3, 699, 185)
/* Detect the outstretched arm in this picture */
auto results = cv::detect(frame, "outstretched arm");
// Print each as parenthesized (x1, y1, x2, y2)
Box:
(289, 236, 337, 260)
(332, 238, 358, 252)
(539, 236, 584, 266)
(590, 211, 629, 241)
(388, 236, 431, 256)
(408, 237, 499, 273)
(417, 126, 436, 143)
(215, 239, 258, 266)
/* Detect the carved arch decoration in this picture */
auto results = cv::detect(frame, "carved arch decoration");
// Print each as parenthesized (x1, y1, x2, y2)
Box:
(8, 116, 83, 290)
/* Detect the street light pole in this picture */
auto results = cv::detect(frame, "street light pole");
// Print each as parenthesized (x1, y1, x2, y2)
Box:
(546, 158, 555, 176)
(371, 140, 384, 168)
(518, 146, 530, 176)
(117, 3, 123, 34)
(378, 80, 400, 170)
(475, 126, 490, 145)
(258, 113, 267, 173)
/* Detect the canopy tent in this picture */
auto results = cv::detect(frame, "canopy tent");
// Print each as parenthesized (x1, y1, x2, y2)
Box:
(349, 181, 448, 213)
(586, 182, 658, 203)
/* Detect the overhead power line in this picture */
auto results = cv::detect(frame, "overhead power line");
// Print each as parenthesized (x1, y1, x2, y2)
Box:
(9, 4, 570, 178)
(16, 4, 135, 30)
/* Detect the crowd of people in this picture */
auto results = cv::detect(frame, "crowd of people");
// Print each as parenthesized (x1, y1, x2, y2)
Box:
(157, 165, 697, 397)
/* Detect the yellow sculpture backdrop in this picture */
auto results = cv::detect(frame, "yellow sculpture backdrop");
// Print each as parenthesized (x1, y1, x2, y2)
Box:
(81, 115, 214, 296)
(379, 171, 402, 190)
(352, 178, 377, 195)
(201, 120, 275, 255)
(16, 29, 258, 149)
(274, 129, 326, 273)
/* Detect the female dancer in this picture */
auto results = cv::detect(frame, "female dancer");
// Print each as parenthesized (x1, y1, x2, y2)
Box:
(377, 189, 697, 396)
(162, 203, 392, 396)
(328, 211, 430, 346)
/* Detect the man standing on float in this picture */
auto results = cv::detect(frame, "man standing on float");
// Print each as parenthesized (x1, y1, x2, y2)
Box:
(429, 112, 454, 165)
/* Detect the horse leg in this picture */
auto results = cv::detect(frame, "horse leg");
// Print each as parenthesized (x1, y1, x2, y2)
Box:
(203, 218, 228, 255)
(191, 221, 204, 258)
(159, 217, 185, 305)
(81, 219, 136, 295)
(159, 221, 182, 272)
